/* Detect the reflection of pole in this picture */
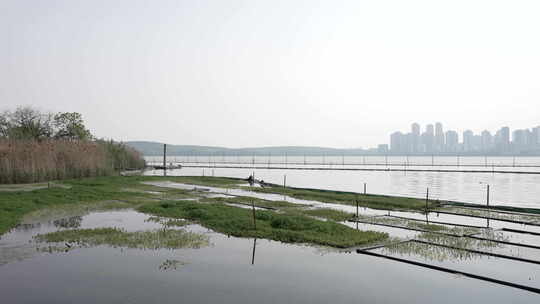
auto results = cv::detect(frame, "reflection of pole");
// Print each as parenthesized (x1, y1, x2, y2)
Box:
(251, 199, 257, 230)
(283, 175, 287, 188)
(364, 183, 367, 195)
(251, 238, 257, 265)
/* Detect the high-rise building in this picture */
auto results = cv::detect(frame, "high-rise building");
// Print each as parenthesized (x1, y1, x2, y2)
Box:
(411, 123, 420, 152)
(411, 123, 420, 136)
(533, 126, 540, 146)
(390, 132, 404, 152)
(481, 130, 493, 151)
(463, 130, 474, 152)
(512, 129, 528, 147)
(385, 123, 540, 155)
(435, 122, 444, 151)
(500, 127, 510, 145)
(494, 126, 510, 152)
(445, 130, 459, 152)
(423, 124, 435, 152)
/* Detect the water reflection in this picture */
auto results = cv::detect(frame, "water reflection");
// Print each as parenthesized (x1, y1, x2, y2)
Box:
(53, 216, 82, 229)
(251, 238, 257, 265)
(374, 230, 510, 263)
(158, 259, 186, 271)
(379, 241, 484, 262)
(14, 222, 42, 231)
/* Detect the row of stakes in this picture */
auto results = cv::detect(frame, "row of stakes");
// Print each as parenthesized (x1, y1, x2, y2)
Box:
(195, 169, 493, 230)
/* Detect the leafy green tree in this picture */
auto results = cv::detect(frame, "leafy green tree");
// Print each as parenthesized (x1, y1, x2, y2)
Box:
(53, 112, 92, 140)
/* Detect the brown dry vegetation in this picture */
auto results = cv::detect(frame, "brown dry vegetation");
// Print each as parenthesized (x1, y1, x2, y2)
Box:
(0, 139, 145, 184)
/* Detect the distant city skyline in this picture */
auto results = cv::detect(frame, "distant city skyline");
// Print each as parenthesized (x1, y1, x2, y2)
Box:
(383, 123, 540, 155)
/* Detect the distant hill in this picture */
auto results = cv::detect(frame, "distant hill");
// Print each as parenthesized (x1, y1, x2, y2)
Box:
(125, 141, 369, 156)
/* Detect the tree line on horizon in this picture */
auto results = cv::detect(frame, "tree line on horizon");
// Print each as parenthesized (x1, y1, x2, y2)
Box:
(0, 106, 145, 184)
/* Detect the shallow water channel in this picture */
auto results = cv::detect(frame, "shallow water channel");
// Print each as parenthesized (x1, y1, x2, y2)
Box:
(2, 182, 540, 302)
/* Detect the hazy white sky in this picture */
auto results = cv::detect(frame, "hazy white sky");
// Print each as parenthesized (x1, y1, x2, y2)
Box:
(1, 0, 539, 148)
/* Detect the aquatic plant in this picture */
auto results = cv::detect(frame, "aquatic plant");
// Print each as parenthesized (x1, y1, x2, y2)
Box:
(138, 200, 387, 248)
(159, 259, 187, 271)
(33, 227, 209, 250)
(246, 185, 436, 211)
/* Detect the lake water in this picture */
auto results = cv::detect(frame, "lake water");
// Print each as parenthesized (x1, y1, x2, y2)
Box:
(2, 207, 540, 303)
(145, 156, 540, 209)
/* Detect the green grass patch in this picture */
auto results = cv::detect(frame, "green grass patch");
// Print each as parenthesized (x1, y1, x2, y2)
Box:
(201, 196, 304, 210)
(301, 208, 354, 222)
(0, 175, 227, 235)
(157, 176, 245, 188)
(247, 186, 435, 211)
(138, 200, 387, 248)
(33, 227, 209, 250)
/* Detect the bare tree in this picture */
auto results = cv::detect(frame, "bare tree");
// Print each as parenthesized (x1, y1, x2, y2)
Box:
(1, 106, 53, 140)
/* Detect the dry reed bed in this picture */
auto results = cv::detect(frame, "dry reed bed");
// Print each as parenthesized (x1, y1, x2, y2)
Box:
(0, 139, 144, 184)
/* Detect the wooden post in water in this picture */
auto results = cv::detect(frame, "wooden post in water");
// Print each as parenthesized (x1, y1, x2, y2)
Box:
(163, 144, 167, 176)
(364, 183, 367, 195)
(487, 184, 490, 208)
(425, 187, 429, 223)
(283, 174, 287, 188)
(487, 184, 490, 228)
(356, 196, 359, 219)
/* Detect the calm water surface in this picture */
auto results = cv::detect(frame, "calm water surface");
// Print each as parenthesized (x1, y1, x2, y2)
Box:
(145, 166, 540, 209)
(1, 208, 539, 303)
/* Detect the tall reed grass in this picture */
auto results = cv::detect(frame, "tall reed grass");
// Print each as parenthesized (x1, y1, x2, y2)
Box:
(0, 139, 145, 184)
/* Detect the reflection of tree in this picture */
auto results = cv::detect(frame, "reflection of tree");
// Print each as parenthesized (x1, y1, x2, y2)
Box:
(15, 222, 42, 231)
(53, 216, 83, 228)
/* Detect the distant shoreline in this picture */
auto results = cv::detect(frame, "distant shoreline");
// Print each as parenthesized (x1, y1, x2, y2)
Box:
(127, 141, 540, 157)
